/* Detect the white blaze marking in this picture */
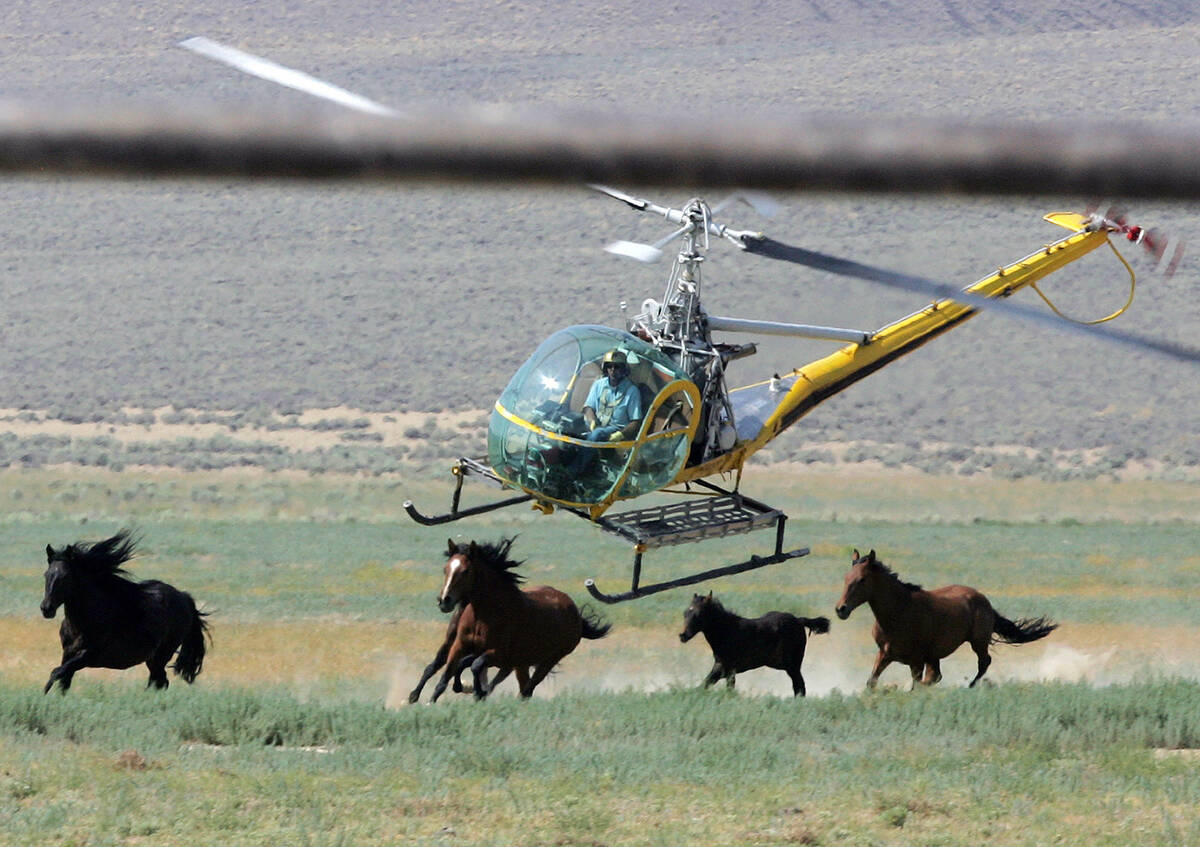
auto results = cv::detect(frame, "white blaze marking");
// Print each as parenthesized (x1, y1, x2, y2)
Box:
(440, 556, 463, 601)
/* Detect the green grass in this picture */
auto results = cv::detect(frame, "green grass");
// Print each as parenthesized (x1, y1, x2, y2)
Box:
(1, 681, 1200, 845)
(1, 467, 1198, 843)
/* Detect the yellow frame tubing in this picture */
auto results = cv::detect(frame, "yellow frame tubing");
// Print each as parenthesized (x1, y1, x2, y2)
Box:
(674, 216, 1110, 483)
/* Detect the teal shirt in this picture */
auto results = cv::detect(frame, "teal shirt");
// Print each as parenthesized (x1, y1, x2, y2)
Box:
(585, 376, 642, 430)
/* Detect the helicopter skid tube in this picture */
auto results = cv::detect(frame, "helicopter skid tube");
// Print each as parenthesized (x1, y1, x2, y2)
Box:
(403, 493, 533, 526)
(584, 546, 809, 604)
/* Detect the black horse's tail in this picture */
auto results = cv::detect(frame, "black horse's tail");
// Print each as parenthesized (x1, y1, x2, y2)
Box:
(802, 616, 831, 635)
(580, 604, 613, 640)
(992, 614, 1057, 645)
(174, 603, 211, 684)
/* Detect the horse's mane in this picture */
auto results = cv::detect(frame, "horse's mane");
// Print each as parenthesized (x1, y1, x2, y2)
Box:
(458, 537, 525, 586)
(876, 559, 922, 593)
(693, 594, 740, 621)
(60, 530, 139, 581)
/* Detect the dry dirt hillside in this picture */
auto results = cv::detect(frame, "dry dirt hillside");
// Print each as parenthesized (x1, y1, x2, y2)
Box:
(1, 1, 1197, 464)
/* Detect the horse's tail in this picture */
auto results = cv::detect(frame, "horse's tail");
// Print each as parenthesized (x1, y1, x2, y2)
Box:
(802, 616, 831, 635)
(579, 604, 612, 640)
(992, 614, 1057, 645)
(174, 602, 212, 684)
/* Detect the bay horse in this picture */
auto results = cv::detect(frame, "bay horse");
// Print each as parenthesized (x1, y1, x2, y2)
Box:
(835, 549, 1057, 689)
(407, 602, 489, 702)
(679, 592, 830, 697)
(41, 531, 210, 694)
(433, 537, 611, 700)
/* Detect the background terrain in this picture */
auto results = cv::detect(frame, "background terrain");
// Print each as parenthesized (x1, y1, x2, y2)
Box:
(1, 0, 1198, 466)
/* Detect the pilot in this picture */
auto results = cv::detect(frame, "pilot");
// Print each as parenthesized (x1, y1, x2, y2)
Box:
(564, 349, 644, 480)
(581, 349, 643, 443)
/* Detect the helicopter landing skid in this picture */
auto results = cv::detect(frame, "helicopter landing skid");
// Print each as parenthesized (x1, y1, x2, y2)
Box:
(403, 457, 533, 526)
(584, 482, 810, 604)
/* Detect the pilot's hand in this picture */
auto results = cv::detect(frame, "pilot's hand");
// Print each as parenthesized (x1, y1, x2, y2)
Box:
(608, 431, 625, 442)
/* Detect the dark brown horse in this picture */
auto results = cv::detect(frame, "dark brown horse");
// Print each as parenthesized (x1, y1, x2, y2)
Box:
(835, 549, 1056, 689)
(41, 531, 210, 694)
(433, 537, 611, 700)
(680, 592, 829, 696)
(407, 602, 491, 702)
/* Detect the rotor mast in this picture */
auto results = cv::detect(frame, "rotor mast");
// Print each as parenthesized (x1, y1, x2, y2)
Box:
(623, 198, 742, 461)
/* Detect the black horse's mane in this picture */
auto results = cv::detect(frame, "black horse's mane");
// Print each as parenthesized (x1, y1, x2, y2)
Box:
(876, 559, 923, 593)
(457, 536, 525, 586)
(691, 593, 744, 622)
(58, 530, 140, 581)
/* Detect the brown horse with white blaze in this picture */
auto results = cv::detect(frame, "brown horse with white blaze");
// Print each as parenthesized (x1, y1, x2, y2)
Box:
(433, 537, 611, 700)
(835, 549, 1057, 689)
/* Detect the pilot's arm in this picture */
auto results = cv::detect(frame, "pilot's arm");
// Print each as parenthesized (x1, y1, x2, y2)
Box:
(581, 378, 605, 431)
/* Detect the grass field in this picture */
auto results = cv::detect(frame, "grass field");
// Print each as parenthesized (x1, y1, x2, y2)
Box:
(0, 467, 1197, 844)
(2, 682, 1200, 846)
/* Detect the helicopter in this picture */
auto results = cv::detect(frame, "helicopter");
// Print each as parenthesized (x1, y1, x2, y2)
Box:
(170, 37, 1194, 603)
(400, 189, 1185, 602)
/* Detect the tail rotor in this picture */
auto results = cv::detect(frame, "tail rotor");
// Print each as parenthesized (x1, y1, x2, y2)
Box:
(1086, 201, 1186, 278)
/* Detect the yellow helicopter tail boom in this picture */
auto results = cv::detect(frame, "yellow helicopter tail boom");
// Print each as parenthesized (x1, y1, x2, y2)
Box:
(675, 214, 1108, 482)
(762, 215, 1106, 438)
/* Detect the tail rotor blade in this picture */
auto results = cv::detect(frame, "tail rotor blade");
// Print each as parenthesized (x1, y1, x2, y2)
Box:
(1163, 236, 1186, 278)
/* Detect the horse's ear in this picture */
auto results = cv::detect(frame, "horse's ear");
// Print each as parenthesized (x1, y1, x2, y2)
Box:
(866, 549, 877, 564)
(706, 590, 713, 601)
(446, 538, 456, 556)
(468, 540, 479, 556)
(852, 548, 860, 562)
(46, 544, 54, 562)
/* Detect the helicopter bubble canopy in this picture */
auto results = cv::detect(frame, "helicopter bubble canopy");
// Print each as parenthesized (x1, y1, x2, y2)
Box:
(489, 325, 700, 512)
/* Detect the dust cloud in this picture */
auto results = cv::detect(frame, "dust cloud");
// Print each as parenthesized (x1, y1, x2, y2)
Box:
(388, 634, 1200, 705)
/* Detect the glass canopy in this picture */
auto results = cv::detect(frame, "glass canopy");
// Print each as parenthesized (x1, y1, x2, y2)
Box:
(488, 325, 699, 511)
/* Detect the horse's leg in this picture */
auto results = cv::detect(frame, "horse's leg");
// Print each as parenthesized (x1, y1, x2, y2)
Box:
(488, 666, 512, 693)
(431, 649, 472, 702)
(908, 664, 923, 690)
(922, 660, 943, 686)
(469, 654, 493, 700)
(522, 662, 559, 698)
(454, 659, 488, 694)
(866, 650, 891, 690)
(146, 660, 170, 690)
(968, 643, 992, 687)
(146, 640, 176, 690)
(702, 662, 724, 688)
(409, 651, 450, 703)
(514, 666, 531, 696)
(44, 646, 96, 694)
(787, 638, 809, 697)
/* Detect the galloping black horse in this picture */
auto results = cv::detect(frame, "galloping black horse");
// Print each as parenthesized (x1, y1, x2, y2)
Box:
(680, 592, 830, 697)
(41, 530, 210, 694)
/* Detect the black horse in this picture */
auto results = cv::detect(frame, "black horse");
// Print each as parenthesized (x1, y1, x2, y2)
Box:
(41, 530, 210, 694)
(679, 592, 830, 697)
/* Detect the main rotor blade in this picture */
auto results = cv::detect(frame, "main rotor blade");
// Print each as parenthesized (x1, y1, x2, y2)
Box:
(180, 37, 403, 119)
(741, 236, 1200, 365)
